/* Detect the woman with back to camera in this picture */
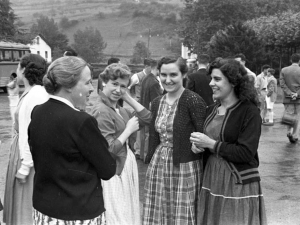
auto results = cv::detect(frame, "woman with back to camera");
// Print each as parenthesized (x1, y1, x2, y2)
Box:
(3, 53, 49, 225)
(190, 58, 267, 225)
(90, 63, 152, 225)
(28, 56, 116, 224)
(143, 56, 207, 224)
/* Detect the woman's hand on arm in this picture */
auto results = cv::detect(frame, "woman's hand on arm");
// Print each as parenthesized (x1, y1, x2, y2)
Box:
(190, 132, 216, 151)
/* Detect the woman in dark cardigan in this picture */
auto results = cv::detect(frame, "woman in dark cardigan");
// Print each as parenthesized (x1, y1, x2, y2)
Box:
(143, 56, 207, 224)
(28, 56, 116, 224)
(190, 58, 267, 225)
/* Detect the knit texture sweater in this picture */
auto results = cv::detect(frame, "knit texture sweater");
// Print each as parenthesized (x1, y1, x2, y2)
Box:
(204, 100, 262, 184)
(145, 89, 207, 166)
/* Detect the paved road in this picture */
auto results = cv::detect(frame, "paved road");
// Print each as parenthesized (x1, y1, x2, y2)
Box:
(0, 82, 299, 224)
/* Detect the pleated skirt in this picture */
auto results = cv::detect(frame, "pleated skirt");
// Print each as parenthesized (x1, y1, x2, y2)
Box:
(3, 134, 35, 225)
(143, 145, 202, 225)
(197, 155, 267, 225)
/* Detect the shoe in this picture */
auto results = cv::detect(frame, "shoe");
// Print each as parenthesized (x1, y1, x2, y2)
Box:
(262, 122, 274, 126)
(287, 133, 298, 143)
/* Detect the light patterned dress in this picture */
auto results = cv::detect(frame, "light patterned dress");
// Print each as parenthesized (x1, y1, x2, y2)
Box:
(143, 95, 202, 225)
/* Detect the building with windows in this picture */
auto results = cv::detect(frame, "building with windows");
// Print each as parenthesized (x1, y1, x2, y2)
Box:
(181, 43, 197, 60)
(28, 34, 52, 63)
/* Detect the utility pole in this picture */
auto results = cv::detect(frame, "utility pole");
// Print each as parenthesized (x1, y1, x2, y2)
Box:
(147, 28, 151, 58)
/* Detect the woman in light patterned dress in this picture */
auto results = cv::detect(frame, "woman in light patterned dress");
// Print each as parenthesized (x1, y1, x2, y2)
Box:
(143, 56, 207, 225)
(91, 63, 152, 225)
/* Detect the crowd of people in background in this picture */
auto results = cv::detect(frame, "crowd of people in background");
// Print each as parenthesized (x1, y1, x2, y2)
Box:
(0, 48, 300, 225)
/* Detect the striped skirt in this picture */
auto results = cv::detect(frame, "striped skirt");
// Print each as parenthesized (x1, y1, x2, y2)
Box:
(33, 209, 106, 225)
(143, 144, 202, 225)
(197, 154, 267, 225)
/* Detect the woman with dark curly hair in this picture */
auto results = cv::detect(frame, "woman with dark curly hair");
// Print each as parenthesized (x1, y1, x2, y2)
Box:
(3, 54, 49, 225)
(190, 58, 267, 225)
(143, 56, 207, 224)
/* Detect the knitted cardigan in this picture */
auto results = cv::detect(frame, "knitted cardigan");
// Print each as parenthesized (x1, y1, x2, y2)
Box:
(145, 89, 207, 166)
(204, 100, 262, 184)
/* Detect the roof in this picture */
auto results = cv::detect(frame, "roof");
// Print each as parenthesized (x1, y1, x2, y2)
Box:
(0, 41, 30, 50)
(37, 34, 51, 48)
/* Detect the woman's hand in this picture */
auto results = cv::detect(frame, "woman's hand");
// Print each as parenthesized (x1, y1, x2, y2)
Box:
(121, 90, 132, 103)
(125, 116, 139, 134)
(191, 142, 205, 154)
(190, 132, 216, 150)
(15, 172, 27, 184)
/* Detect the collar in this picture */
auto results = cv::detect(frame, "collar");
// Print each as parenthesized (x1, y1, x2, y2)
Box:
(198, 65, 207, 70)
(50, 95, 79, 111)
(98, 91, 120, 111)
(292, 63, 299, 66)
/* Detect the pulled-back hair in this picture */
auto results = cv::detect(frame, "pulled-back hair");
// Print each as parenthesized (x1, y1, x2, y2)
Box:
(208, 58, 259, 106)
(100, 63, 131, 84)
(157, 56, 188, 75)
(20, 53, 48, 86)
(43, 56, 88, 94)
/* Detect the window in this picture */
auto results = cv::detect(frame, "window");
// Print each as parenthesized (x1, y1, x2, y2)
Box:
(37, 51, 40, 55)
(45, 51, 48, 59)
(37, 37, 40, 44)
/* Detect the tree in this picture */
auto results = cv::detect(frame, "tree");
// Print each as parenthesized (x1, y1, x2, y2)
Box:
(180, 0, 256, 55)
(130, 41, 150, 64)
(30, 15, 69, 51)
(72, 27, 107, 63)
(0, 0, 17, 39)
(208, 22, 266, 73)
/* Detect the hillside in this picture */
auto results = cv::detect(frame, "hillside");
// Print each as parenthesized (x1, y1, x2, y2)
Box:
(10, 0, 185, 62)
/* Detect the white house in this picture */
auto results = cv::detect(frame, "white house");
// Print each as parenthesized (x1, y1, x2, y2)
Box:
(181, 43, 197, 60)
(28, 34, 52, 63)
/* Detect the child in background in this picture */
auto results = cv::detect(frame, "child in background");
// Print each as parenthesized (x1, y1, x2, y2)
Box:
(264, 68, 278, 126)
(7, 72, 19, 124)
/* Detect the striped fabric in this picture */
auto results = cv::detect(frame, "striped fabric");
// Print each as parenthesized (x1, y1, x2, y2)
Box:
(33, 209, 106, 225)
(143, 97, 202, 225)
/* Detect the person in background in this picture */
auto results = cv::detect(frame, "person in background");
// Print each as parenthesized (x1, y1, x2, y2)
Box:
(234, 53, 256, 85)
(143, 56, 207, 224)
(91, 63, 151, 225)
(138, 58, 162, 161)
(3, 54, 49, 225)
(263, 68, 277, 126)
(63, 48, 78, 57)
(97, 57, 120, 94)
(279, 53, 300, 143)
(7, 72, 19, 124)
(184, 58, 197, 87)
(187, 54, 214, 106)
(256, 64, 271, 123)
(29, 56, 116, 224)
(191, 58, 266, 225)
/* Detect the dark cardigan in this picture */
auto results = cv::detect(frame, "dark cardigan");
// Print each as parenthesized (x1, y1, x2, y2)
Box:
(204, 100, 262, 184)
(28, 98, 116, 220)
(145, 89, 207, 166)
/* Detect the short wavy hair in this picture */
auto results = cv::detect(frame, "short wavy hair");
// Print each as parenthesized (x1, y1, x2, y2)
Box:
(208, 58, 259, 106)
(100, 63, 131, 84)
(19, 53, 48, 86)
(157, 56, 188, 75)
(43, 56, 88, 94)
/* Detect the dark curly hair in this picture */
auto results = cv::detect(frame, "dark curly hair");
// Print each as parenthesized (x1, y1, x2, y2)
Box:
(157, 56, 188, 75)
(19, 53, 48, 86)
(208, 58, 259, 106)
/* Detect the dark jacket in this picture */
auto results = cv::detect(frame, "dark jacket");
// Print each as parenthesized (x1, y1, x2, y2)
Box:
(187, 68, 214, 106)
(140, 73, 162, 110)
(204, 100, 262, 184)
(28, 98, 116, 220)
(145, 89, 207, 166)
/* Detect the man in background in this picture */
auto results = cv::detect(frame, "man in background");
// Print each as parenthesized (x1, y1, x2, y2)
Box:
(256, 64, 271, 123)
(138, 59, 162, 161)
(186, 54, 214, 106)
(280, 53, 300, 143)
(234, 53, 257, 85)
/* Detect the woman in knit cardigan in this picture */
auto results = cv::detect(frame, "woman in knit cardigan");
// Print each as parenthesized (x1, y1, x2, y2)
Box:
(190, 58, 267, 225)
(143, 56, 207, 224)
